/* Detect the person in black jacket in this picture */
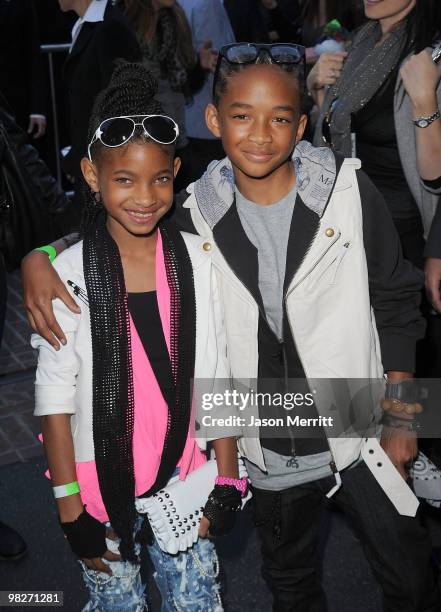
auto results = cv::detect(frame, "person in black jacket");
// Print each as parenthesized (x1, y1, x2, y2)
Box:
(0, 0, 47, 140)
(59, 0, 141, 182)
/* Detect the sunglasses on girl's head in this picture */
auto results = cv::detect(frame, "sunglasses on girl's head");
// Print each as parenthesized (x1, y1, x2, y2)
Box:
(213, 43, 306, 98)
(87, 114, 179, 161)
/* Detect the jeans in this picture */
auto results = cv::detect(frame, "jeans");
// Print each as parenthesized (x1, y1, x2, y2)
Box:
(252, 461, 440, 612)
(80, 516, 223, 611)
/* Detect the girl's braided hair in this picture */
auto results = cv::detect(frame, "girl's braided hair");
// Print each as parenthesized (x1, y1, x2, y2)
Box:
(82, 60, 168, 233)
(81, 62, 191, 562)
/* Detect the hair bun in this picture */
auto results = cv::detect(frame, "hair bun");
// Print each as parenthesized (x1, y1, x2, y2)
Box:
(88, 60, 165, 142)
(109, 60, 159, 98)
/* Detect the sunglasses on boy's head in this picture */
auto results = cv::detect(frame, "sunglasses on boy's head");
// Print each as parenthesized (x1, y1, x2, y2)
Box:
(213, 42, 306, 95)
(87, 114, 179, 161)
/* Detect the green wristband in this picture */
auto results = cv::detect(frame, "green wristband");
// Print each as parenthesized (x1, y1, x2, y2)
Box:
(35, 245, 57, 263)
(53, 481, 80, 499)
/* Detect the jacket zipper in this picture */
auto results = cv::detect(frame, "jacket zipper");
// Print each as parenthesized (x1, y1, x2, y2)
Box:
(67, 280, 89, 307)
(283, 229, 342, 473)
(212, 228, 342, 476)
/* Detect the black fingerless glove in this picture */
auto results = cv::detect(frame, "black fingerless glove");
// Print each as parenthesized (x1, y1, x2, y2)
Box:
(203, 485, 242, 536)
(60, 508, 107, 559)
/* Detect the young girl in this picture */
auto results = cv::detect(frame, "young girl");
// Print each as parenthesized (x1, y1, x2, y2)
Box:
(32, 62, 244, 611)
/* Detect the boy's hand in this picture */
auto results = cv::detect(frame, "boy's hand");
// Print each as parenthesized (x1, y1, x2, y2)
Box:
(380, 426, 418, 480)
(22, 250, 80, 349)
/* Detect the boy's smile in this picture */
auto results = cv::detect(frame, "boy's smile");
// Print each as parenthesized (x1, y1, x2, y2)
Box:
(206, 64, 307, 202)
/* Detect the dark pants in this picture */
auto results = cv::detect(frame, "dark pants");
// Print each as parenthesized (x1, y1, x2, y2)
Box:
(252, 463, 440, 612)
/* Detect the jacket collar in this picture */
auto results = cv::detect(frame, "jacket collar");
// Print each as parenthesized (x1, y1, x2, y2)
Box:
(71, 0, 108, 45)
(193, 141, 339, 229)
(213, 201, 264, 312)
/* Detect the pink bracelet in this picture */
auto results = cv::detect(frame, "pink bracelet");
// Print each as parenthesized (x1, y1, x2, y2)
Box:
(215, 475, 248, 497)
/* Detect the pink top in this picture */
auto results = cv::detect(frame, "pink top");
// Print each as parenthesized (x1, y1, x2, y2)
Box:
(45, 231, 206, 522)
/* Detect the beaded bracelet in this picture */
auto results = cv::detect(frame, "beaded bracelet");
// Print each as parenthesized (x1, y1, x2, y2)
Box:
(380, 398, 423, 415)
(215, 475, 248, 497)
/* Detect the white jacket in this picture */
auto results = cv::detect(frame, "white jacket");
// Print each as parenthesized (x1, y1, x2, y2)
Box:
(32, 232, 231, 461)
(183, 155, 420, 517)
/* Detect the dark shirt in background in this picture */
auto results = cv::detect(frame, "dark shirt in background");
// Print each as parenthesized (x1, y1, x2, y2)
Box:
(352, 69, 420, 220)
(0, 0, 46, 129)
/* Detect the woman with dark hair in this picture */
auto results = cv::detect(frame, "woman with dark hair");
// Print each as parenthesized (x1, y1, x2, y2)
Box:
(310, 0, 441, 268)
(120, 0, 217, 161)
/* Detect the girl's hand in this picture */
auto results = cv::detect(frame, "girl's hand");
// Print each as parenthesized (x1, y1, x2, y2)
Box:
(306, 52, 348, 92)
(61, 510, 121, 573)
(199, 40, 218, 73)
(22, 250, 80, 349)
(202, 486, 241, 537)
(400, 50, 441, 113)
(81, 528, 121, 576)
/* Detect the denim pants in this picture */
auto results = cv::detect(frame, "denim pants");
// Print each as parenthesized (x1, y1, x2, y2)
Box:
(252, 461, 440, 612)
(80, 516, 223, 611)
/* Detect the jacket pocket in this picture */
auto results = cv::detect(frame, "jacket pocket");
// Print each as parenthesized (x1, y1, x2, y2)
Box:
(329, 242, 350, 285)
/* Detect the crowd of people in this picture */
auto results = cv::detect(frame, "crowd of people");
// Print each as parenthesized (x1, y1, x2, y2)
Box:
(1, 0, 441, 610)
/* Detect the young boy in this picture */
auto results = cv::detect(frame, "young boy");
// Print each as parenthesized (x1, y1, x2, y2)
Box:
(23, 45, 439, 610)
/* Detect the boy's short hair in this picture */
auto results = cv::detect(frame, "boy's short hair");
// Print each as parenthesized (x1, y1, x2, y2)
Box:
(213, 52, 310, 114)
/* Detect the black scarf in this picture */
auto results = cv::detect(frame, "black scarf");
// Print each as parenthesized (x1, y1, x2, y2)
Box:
(83, 217, 196, 561)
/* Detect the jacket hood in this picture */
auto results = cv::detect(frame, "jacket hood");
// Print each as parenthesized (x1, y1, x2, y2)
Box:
(194, 140, 338, 229)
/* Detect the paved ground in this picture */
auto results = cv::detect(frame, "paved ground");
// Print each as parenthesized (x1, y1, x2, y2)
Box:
(0, 271, 42, 466)
(0, 458, 382, 612)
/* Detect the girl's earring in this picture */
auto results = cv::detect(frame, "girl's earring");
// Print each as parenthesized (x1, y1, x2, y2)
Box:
(92, 190, 101, 205)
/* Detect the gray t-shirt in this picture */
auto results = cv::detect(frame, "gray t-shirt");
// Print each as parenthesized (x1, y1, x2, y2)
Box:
(235, 186, 296, 340)
(236, 185, 334, 488)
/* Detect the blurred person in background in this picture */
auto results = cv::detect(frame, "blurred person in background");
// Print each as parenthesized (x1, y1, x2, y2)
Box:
(0, 91, 72, 563)
(59, 0, 141, 216)
(223, 0, 268, 44)
(35, 0, 76, 176)
(179, 0, 235, 183)
(298, 0, 365, 62)
(310, 0, 441, 313)
(0, 0, 47, 141)
(119, 0, 218, 190)
(258, 0, 365, 53)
